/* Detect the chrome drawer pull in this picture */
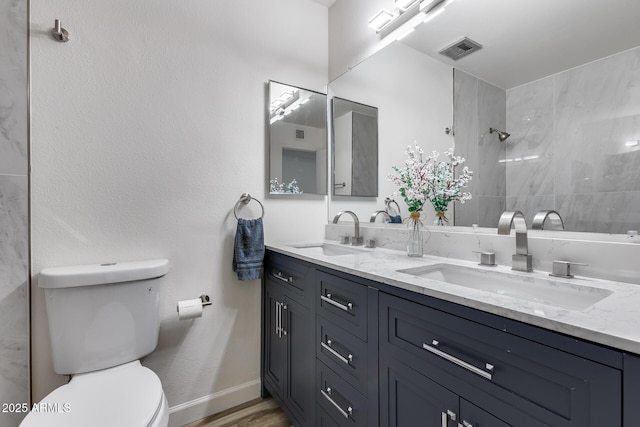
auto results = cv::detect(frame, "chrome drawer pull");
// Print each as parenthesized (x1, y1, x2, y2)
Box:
(459, 421, 473, 427)
(275, 301, 281, 337)
(281, 304, 287, 336)
(272, 271, 293, 283)
(320, 293, 353, 312)
(321, 339, 353, 365)
(441, 410, 457, 427)
(320, 387, 353, 419)
(423, 340, 494, 381)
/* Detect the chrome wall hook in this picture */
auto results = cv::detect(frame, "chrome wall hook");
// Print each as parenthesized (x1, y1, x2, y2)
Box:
(52, 19, 70, 43)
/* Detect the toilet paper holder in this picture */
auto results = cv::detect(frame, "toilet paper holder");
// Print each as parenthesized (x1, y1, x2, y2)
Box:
(176, 294, 212, 313)
(199, 294, 212, 307)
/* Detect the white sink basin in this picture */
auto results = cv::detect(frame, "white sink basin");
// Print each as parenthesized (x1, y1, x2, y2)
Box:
(397, 263, 613, 311)
(290, 243, 367, 256)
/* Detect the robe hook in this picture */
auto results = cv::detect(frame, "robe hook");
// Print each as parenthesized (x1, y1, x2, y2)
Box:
(52, 19, 70, 43)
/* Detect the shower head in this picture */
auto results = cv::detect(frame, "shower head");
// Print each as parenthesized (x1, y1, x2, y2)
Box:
(489, 128, 510, 142)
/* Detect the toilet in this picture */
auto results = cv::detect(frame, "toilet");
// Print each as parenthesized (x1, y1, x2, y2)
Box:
(21, 259, 170, 427)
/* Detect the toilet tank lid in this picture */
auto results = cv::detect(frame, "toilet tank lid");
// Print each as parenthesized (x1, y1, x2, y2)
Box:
(39, 259, 169, 289)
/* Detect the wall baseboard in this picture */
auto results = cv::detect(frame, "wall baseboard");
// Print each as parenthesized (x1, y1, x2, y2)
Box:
(168, 378, 261, 427)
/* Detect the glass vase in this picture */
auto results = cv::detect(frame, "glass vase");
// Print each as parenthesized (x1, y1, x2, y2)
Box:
(434, 211, 450, 226)
(407, 211, 423, 257)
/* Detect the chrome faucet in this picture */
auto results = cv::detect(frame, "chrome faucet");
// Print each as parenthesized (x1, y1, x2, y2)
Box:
(532, 210, 564, 230)
(332, 211, 363, 246)
(370, 210, 391, 223)
(497, 211, 533, 272)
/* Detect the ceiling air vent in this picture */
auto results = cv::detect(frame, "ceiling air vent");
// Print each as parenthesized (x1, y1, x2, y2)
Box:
(439, 37, 482, 61)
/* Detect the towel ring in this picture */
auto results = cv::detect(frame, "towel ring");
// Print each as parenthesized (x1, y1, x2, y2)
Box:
(385, 198, 401, 216)
(234, 193, 264, 220)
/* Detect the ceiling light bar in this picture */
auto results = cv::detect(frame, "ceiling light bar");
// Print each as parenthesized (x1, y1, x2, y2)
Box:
(419, 0, 446, 13)
(368, 9, 395, 31)
(395, 0, 420, 11)
(422, 6, 445, 24)
(372, 0, 449, 40)
(395, 27, 415, 41)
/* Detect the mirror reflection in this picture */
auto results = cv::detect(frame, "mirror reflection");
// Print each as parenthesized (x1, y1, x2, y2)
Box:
(328, 0, 640, 235)
(268, 81, 327, 195)
(328, 42, 452, 221)
(332, 97, 378, 197)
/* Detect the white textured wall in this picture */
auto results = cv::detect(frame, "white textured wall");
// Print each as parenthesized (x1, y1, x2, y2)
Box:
(30, 1, 327, 425)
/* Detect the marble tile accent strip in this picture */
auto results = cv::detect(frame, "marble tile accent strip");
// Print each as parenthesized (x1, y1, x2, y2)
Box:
(453, 69, 506, 227)
(0, 0, 28, 175)
(0, 175, 29, 427)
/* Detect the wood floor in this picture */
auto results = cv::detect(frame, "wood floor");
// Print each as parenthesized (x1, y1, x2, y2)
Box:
(182, 398, 293, 427)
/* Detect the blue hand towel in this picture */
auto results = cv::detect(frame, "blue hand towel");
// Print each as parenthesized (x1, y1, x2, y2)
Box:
(233, 218, 265, 281)
(389, 215, 402, 224)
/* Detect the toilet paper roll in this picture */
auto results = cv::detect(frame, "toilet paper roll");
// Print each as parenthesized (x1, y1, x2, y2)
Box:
(177, 298, 203, 320)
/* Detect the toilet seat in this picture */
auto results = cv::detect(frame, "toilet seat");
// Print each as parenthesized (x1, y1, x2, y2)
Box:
(21, 361, 167, 427)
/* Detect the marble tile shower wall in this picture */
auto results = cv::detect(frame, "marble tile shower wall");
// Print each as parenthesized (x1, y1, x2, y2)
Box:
(506, 46, 640, 234)
(453, 69, 506, 228)
(0, 0, 29, 425)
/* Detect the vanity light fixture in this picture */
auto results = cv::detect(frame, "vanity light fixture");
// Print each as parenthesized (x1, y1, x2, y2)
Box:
(395, 27, 415, 41)
(395, 0, 420, 11)
(370, 0, 449, 40)
(368, 9, 395, 31)
(270, 91, 310, 124)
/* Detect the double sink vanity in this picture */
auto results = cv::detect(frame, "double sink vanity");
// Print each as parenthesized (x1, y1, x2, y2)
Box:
(261, 234, 640, 426)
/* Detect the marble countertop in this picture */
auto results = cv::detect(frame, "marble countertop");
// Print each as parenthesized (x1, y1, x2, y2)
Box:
(267, 241, 640, 355)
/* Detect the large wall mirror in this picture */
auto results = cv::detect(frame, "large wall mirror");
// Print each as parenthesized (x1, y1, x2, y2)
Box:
(268, 81, 327, 195)
(332, 97, 378, 197)
(328, 0, 640, 235)
(328, 42, 453, 222)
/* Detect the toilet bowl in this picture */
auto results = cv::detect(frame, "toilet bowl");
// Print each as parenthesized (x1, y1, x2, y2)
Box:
(19, 259, 170, 427)
(21, 361, 168, 427)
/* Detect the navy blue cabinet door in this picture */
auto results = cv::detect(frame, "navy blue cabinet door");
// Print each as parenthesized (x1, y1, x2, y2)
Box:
(460, 399, 511, 427)
(380, 354, 459, 427)
(264, 280, 286, 398)
(264, 276, 315, 426)
(284, 293, 315, 425)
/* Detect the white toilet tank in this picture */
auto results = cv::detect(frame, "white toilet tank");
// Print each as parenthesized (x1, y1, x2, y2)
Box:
(39, 259, 169, 375)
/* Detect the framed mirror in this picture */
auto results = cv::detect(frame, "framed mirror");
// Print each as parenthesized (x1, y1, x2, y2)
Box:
(331, 97, 378, 197)
(268, 81, 327, 195)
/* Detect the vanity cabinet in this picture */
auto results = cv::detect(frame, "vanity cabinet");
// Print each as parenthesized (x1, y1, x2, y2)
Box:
(380, 353, 510, 427)
(262, 253, 316, 426)
(379, 292, 621, 426)
(315, 271, 378, 427)
(262, 250, 633, 426)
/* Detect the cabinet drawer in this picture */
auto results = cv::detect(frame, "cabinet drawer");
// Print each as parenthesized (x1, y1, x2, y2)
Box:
(380, 292, 621, 426)
(266, 252, 314, 308)
(317, 361, 368, 427)
(317, 316, 369, 395)
(317, 271, 368, 340)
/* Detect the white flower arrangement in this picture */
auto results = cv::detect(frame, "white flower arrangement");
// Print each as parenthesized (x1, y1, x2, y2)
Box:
(270, 178, 303, 194)
(388, 144, 473, 214)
